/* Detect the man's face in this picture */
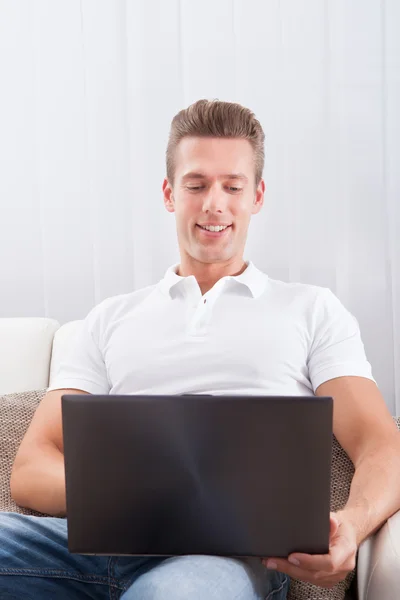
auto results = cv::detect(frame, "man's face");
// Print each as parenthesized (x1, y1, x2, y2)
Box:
(163, 137, 264, 266)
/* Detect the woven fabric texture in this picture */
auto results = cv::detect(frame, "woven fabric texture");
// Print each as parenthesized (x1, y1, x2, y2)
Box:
(0, 389, 47, 516)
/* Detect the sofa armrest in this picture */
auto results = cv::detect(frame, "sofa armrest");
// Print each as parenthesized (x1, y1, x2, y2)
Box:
(357, 509, 400, 600)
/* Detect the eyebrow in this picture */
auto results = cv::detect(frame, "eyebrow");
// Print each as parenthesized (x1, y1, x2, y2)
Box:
(181, 172, 249, 182)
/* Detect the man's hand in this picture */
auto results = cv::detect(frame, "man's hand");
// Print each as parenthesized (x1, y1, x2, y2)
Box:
(262, 512, 358, 589)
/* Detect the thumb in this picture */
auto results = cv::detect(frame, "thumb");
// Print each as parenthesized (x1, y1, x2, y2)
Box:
(330, 512, 340, 538)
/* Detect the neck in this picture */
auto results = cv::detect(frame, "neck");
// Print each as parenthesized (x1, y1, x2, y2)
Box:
(177, 256, 247, 295)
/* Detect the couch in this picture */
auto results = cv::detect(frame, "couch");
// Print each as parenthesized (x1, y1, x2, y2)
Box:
(0, 317, 399, 600)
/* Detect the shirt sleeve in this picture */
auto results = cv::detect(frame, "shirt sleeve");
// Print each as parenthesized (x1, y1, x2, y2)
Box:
(307, 288, 375, 392)
(47, 303, 110, 395)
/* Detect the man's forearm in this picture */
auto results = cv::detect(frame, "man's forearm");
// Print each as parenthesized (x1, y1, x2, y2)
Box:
(339, 440, 400, 546)
(10, 445, 67, 517)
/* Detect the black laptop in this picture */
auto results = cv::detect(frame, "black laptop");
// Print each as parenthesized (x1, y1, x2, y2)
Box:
(61, 394, 333, 558)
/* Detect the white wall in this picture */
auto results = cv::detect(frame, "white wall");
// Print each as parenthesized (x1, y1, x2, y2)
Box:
(0, 0, 399, 413)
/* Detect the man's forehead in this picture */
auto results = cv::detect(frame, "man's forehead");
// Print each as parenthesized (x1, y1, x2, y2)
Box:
(181, 171, 249, 181)
(174, 137, 255, 181)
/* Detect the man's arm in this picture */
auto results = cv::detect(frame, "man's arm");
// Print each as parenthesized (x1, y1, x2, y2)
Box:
(10, 388, 89, 517)
(316, 375, 400, 546)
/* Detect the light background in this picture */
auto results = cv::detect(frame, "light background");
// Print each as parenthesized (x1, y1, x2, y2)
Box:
(0, 0, 399, 412)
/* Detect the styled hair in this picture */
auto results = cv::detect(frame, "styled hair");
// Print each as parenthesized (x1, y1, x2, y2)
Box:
(166, 99, 265, 186)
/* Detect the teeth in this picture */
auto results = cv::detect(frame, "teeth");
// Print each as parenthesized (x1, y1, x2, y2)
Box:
(200, 225, 228, 232)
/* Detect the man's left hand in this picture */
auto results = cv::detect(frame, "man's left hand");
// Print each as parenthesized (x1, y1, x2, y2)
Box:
(262, 511, 358, 589)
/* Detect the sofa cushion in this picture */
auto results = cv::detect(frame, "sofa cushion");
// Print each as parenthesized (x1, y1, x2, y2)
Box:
(0, 389, 47, 515)
(287, 417, 400, 600)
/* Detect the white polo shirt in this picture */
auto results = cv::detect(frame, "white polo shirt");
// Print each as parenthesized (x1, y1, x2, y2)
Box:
(48, 261, 375, 396)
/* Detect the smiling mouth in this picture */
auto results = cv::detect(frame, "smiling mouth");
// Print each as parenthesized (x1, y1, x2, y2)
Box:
(196, 224, 232, 233)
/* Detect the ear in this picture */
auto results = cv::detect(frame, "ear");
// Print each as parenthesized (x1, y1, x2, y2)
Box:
(251, 179, 265, 215)
(163, 178, 175, 213)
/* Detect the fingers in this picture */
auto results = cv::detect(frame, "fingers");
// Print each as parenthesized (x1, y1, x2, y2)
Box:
(261, 511, 357, 588)
(286, 513, 353, 572)
(285, 552, 332, 572)
(264, 554, 331, 574)
(261, 558, 348, 589)
(264, 537, 355, 577)
(286, 542, 352, 573)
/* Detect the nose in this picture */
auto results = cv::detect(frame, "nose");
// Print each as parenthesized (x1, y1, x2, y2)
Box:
(201, 185, 228, 214)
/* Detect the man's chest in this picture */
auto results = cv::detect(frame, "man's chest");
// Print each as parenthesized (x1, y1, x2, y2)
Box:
(102, 298, 311, 394)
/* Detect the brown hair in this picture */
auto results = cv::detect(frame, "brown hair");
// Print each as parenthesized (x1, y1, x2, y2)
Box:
(166, 99, 265, 186)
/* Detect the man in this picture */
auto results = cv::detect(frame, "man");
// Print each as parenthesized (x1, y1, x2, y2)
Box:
(2, 99, 400, 600)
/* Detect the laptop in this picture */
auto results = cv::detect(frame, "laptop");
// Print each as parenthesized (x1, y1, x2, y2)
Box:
(61, 394, 333, 558)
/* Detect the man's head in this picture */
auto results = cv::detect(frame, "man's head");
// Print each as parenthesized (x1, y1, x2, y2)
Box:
(163, 99, 265, 271)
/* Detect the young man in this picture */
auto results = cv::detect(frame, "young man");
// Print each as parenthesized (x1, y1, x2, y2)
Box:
(3, 100, 400, 600)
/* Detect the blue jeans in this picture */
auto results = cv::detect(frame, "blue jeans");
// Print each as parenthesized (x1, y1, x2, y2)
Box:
(0, 512, 289, 599)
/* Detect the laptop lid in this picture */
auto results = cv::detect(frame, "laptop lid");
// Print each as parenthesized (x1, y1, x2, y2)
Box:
(61, 394, 333, 558)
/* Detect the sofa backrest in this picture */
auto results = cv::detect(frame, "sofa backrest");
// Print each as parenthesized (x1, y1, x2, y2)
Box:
(0, 318, 83, 394)
(0, 318, 59, 394)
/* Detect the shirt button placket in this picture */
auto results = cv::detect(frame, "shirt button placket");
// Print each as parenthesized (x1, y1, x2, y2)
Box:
(189, 296, 209, 336)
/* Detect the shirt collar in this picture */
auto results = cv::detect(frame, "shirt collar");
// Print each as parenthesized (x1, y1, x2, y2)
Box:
(159, 260, 267, 299)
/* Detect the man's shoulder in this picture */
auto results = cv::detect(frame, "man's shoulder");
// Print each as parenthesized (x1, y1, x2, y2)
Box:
(265, 276, 329, 304)
(265, 277, 346, 327)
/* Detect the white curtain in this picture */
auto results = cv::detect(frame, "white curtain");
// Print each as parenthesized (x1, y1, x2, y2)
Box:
(0, 0, 399, 413)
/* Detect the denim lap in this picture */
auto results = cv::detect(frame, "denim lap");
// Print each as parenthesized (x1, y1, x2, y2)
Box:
(117, 554, 289, 599)
(0, 512, 289, 599)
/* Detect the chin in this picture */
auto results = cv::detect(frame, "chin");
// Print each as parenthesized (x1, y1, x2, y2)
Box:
(195, 251, 233, 264)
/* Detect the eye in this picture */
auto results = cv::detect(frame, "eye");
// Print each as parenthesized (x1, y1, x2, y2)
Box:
(186, 186, 204, 191)
(228, 186, 242, 192)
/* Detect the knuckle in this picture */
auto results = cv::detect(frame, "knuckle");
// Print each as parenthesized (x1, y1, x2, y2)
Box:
(325, 560, 334, 573)
(348, 557, 356, 571)
(329, 560, 338, 572)
(313, 572, 324, 583)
